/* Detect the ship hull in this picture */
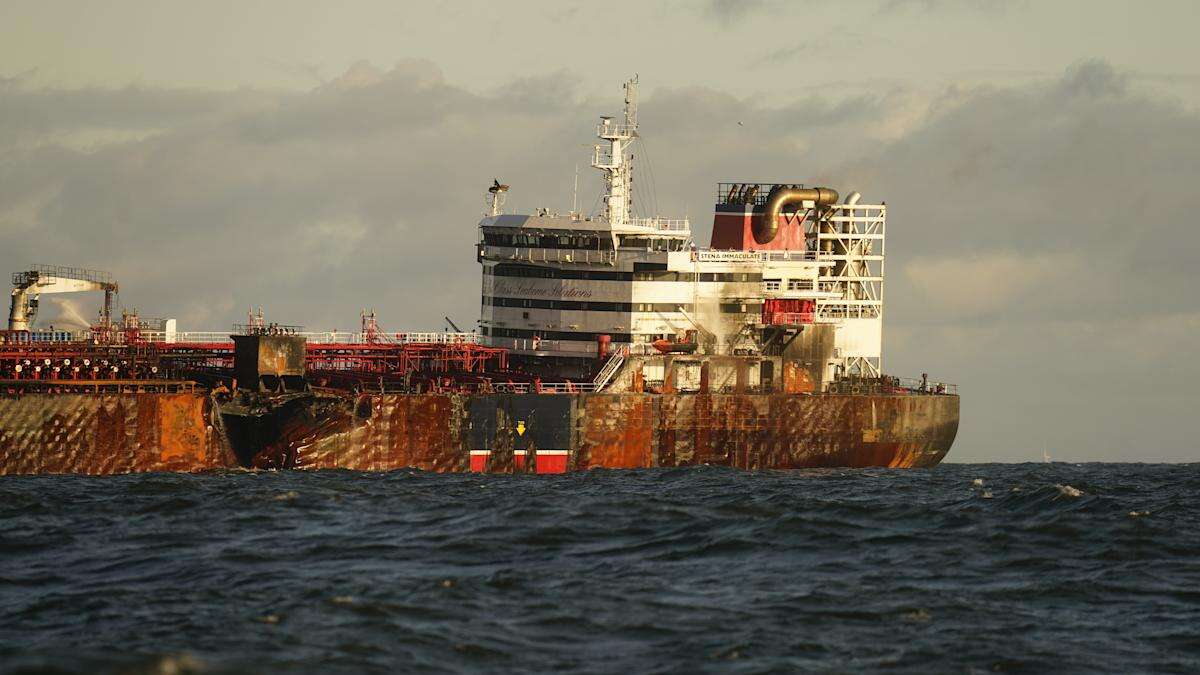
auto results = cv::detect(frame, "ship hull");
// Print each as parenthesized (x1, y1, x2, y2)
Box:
(1, 391, 958, 475)
(0, 392, 235, 475)
(287, 392, 959, 472)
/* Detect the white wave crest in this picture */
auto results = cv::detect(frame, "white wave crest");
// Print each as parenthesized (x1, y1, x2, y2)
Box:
(1056, 484, 1084, 498)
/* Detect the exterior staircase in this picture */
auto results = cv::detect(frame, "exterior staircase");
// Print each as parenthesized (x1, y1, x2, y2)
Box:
(591, 346, 629, 391)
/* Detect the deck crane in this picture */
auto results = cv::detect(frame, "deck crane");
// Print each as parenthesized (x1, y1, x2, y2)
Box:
(7, 265, 119, 332)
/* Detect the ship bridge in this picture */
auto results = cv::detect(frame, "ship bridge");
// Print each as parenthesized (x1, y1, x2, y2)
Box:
(476, 78, 887, 387)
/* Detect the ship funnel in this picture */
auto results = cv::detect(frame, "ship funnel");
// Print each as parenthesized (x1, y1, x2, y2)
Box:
(754, 186, 839, 245)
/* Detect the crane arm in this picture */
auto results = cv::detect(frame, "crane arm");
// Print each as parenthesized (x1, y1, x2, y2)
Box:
(8, 268, 118, 331)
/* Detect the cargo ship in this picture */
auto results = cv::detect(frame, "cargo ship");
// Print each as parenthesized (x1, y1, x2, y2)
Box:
(0, 78, 958, 475)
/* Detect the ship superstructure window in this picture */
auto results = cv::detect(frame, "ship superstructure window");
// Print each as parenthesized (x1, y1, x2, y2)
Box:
(483, 297, 758, 314)
(486, 264, 761, 283)
(482, 232, 609, 250)
(787, 279, 814, 291)
(631, 270, 762, 282)
(486, 297, 704, 313)
(617, 236, 686, 252)
(485, 326, 633, 343)
(764, 279, 781, 291)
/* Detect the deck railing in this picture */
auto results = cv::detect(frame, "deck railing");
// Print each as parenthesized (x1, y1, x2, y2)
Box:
(624, 217, 690, 232)
(14, 264, 115, 286)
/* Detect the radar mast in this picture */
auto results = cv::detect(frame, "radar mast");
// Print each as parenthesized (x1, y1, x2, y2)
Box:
(592, 76, 638, 227)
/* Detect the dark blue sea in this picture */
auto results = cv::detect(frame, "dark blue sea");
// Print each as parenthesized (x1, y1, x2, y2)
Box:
(1, 464, 1197, 674)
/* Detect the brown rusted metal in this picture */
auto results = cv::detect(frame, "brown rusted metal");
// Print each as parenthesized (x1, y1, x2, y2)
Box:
(0, 388, 958, 475)
(0, 392, 235, 475)
(780, 363, 814, 394)
(572, 395, 654, 470)
(295, 392, 958, 472)
(231, 335, 306, 393)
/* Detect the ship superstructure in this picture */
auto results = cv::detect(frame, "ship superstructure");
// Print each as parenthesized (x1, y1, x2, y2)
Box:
(478, 77, 884, 389)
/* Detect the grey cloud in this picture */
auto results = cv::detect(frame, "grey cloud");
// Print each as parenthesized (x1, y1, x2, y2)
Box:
(699, 0, 1008, 23)
(752, 32, 881, 67)
(0, 83, 273, 149)
(863, 58, 1200, 322)
(0, 67, 38, 86)
(877, 0, 1013, 14)
(700, 0, 779, 23)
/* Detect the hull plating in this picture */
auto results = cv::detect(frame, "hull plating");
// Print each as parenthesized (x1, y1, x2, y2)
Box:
(0, 393, 235, 475)
(0, 392, 957, 475)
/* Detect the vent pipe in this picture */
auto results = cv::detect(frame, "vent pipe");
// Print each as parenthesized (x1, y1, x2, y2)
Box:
(754, 185, 839, 245)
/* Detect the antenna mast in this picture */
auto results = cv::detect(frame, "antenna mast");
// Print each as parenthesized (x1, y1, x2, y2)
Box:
(592, 75, 638, 227)
(572, 163, 579, 215)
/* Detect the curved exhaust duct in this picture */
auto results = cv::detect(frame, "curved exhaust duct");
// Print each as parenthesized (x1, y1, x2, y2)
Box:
(754, 185, 839, 245)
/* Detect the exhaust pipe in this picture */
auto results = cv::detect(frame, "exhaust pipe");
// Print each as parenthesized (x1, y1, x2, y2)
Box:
(754, 185, 839, 245)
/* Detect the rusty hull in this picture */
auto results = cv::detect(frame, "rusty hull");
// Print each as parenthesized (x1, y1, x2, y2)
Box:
(234, 391, 958, 472)
(571, 389, 955, 468)
(571, 393, 957, 470)
(0, 392, 235, 475)
(0, 391, 958, 474)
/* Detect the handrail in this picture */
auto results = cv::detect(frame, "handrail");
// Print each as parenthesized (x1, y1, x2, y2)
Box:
(762, 312, 815, 326)
(596, 122, 637, 137)
(592, 345, 628, 390)
(17, 264, 115, 286)
(829, 377, 958, 396)
(0, 379, 196, 395)
(492, 247, 617, 265)
(3, 330, 486, 346)
(692, 250, 818, 263)
(624, 217, 691, 232)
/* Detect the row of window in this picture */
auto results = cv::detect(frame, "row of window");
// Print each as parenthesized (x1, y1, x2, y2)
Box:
(485, 264, 762, 283)
(763, 278, 815, 291)
(631, 271, 759, 282)
(482, 233, 610, 250)
(484, 327, 634, 343)
(480, 234, 688, 252)
(617, 237, 687, 252)
(483, 296, 761, 313)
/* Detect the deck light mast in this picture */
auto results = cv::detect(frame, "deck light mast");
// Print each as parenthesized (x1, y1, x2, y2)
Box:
(592, 76, 638, 227)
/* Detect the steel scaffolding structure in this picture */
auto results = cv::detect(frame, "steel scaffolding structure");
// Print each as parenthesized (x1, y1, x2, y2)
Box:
(814, 202, 886, 378)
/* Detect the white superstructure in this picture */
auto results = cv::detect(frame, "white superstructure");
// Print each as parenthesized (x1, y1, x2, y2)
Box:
(477, 78, 885, 386)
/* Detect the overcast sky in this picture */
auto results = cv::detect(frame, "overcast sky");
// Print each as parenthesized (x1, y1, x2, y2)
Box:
(2, 0, 1198, 462)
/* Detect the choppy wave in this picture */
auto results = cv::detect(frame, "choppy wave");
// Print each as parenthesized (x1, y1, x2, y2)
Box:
(1, 463, 1198, 673)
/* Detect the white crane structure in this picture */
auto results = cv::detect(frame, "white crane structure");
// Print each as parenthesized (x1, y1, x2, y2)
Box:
(7, 265, 118, 333)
